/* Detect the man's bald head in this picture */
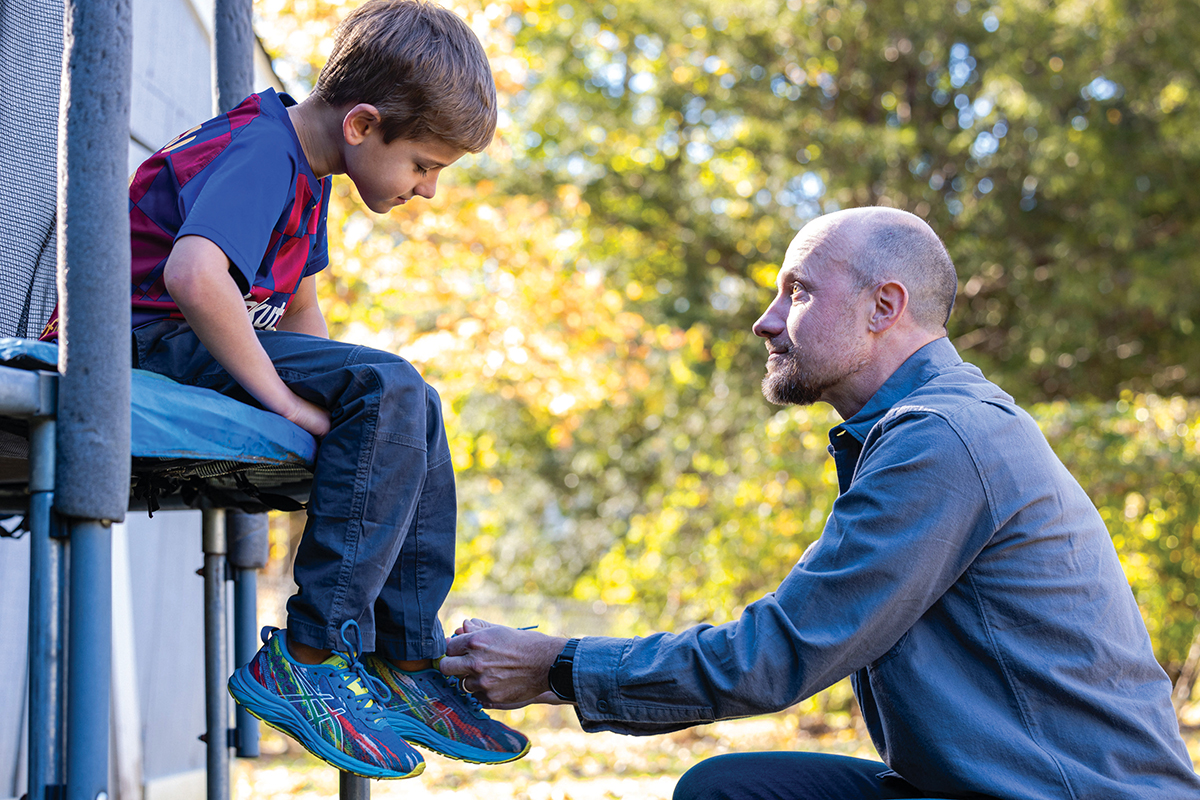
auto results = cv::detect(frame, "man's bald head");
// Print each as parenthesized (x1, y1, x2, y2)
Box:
(789, 207, 958, 332)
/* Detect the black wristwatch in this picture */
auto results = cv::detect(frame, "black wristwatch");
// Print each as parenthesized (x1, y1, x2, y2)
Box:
(548, 638, 580, 702)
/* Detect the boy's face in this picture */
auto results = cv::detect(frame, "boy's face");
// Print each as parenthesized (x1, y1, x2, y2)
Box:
(345, 126, 465, 214)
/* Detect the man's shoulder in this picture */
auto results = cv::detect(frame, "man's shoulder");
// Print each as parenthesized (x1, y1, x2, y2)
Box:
(882, 362, 1016, 428)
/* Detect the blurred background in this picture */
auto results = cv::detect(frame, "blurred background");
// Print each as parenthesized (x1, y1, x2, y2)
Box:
(246, 0, 1200, 794)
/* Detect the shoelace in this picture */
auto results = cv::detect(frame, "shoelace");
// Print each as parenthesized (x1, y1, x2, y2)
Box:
(334, 620, 395, 713)
(441, 673, 485, 713)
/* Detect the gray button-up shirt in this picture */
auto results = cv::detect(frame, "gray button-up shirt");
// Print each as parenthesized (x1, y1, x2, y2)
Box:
(572, 338, 1200, 799)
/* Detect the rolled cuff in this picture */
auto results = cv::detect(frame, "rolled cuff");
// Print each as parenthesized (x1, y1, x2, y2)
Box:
(572, 635, 719, 736)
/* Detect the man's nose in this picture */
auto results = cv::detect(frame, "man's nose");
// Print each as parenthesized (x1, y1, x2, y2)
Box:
(753, 295, 786, 339)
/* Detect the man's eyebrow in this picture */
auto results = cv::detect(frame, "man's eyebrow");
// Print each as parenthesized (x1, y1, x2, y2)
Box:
(779, 265, 805, 287)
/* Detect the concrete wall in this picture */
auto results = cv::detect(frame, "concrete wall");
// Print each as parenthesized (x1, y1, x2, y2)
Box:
(0, 0, 283, 795)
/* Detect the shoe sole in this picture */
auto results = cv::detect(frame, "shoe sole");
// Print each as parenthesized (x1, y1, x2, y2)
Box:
(383, 713, 532, 764)
(228, 667, 425, 780)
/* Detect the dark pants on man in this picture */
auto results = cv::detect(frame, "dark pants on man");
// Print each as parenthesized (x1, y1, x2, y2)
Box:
(133, 320, 456, 660)
(674, 753, 996, 800)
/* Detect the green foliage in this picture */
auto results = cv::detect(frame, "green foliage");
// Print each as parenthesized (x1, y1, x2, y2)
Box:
(1038, 393, 1200, 672)
(253, 0, 1200, 676)
(489, 0, 1200, 402)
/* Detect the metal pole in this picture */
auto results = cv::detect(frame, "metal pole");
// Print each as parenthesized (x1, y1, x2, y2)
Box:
(229, 510, 269, 758)
(339, 773, 371, 800)
(213, 0, 254, 115)
(27, 417, 63, 800)
(232, 569, 259, 758)
(57, 0, 131, 792)
(212, 0, 254, 783)
(64, 520, 112, 800)
(203, 508, 230, 800)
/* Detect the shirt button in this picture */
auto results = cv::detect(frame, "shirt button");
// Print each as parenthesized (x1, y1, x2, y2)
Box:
(596, 699, 610, 712)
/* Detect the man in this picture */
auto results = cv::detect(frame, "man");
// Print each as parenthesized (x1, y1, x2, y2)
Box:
(440, 207, 1200, 799)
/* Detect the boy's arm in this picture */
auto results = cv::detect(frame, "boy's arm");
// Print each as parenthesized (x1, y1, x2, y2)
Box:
(276, 275, 329, 338)
(163, 235, 331, 437)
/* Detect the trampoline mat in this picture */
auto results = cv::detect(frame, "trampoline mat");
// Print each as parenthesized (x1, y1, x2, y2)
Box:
(0, 338, 315, 513)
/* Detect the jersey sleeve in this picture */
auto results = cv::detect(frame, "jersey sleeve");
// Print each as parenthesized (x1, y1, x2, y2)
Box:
(304, 176, 333, 277)
(175, 120, 299, 292)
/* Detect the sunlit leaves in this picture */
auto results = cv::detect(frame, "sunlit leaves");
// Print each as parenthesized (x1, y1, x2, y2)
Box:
(253, 0, 1200, 675)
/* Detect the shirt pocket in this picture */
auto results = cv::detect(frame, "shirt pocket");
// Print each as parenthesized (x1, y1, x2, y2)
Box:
(868, 628, 912, 669)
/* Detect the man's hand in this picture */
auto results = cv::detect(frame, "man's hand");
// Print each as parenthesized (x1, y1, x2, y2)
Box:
(440, 619, 571, 708)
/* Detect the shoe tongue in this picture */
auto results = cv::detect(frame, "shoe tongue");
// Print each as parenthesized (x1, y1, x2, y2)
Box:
(323, 652, 349, 668)
(323, 653, 372, 700)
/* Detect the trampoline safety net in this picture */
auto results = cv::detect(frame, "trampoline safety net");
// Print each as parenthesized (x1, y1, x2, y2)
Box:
(0, 0, 64, 340)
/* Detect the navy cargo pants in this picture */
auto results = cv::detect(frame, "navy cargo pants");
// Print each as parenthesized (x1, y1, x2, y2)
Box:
(673, 753, 998, 800)
(133, 319, 455, 661)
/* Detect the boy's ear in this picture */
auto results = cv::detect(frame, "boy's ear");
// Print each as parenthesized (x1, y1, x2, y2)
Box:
(342, 104, 382, 145)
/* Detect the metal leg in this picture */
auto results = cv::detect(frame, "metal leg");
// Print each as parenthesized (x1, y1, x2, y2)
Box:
(27, 417, 64, 800)
(65, 520, 111, 800)
(229, 510, 269, 759)
(339, 772, 370, 799)
(203, 508, 230, 800)
(232, 567, 259, 758)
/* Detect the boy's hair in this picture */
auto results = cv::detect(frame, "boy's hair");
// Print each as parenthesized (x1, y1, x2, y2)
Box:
(314, 0, 497, 153)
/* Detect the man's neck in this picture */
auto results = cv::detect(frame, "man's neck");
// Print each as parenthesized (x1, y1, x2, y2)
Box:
(826, 332, 945, 420)
(287, 97, 345, 179)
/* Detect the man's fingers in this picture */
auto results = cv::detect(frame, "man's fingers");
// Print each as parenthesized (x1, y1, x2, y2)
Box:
(438, 653, 471, 677)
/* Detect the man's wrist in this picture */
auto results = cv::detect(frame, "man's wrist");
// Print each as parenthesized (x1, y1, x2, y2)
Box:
(548, 637, 580, 702)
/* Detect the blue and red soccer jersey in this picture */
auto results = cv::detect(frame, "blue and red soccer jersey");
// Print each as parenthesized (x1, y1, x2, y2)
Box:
(40, 88, 330, 340)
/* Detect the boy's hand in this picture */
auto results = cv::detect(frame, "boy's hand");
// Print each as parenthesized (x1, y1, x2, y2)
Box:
(283, 393, 332, 438)
(164, 236, 333, 437)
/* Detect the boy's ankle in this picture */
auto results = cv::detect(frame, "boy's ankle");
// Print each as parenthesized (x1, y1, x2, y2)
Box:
(389, 658, 434, 672)
(288, 637, 332, 665)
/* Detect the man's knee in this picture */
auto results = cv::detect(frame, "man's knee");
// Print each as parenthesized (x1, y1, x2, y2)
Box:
(674, 756, 732, 800)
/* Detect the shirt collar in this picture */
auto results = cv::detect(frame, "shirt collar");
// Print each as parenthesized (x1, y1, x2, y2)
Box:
(258, 88, 324, 196)
(830, 337, 962, 445)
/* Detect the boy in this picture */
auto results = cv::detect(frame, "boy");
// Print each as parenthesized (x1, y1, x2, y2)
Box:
(42, 0, 528, 780)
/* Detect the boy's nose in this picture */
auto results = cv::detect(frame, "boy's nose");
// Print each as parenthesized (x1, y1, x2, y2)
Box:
(414, 175, 439, 199)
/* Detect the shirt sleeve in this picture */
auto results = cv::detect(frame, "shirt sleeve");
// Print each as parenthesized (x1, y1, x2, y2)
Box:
(175, 120, 299, 292)
(571, 409, 997, 735)
(304, 176, 332, 277)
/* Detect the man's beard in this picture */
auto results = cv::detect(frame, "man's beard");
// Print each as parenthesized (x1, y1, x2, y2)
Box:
(761, 351, 828, 406)
(761, 341, 869, 407)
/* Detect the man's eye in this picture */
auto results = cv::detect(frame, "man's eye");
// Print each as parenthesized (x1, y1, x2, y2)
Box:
(790, 284, 804, 298)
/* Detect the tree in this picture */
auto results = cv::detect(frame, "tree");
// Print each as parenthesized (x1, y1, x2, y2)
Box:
(253, 0, 1200, 669)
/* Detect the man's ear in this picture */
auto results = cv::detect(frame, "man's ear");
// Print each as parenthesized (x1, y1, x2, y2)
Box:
(342, 103, 382, 145)
(868, 280, 908, 333)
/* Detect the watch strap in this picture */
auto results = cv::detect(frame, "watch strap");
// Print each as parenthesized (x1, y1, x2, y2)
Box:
(548, 637, 580, 702)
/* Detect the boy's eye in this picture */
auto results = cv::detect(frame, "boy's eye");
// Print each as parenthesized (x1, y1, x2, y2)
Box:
(415, 165, 430, 176)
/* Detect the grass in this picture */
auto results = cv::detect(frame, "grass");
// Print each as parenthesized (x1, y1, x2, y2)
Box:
(233, 706, 881, 799)
(234, 704, 1200, 798)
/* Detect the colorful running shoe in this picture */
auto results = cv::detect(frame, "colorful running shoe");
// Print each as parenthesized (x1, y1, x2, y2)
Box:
(363, 654, 531, 764)
(228, 622, 425, 779)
